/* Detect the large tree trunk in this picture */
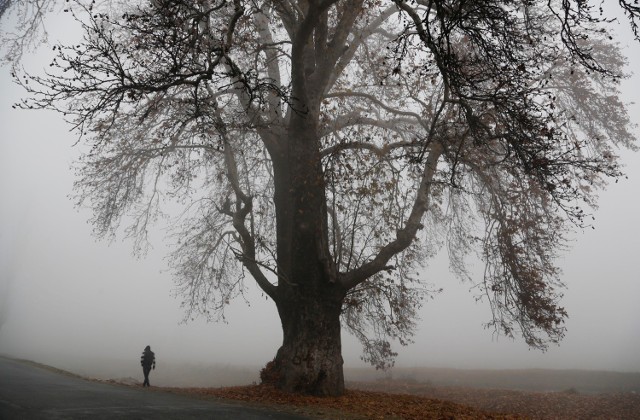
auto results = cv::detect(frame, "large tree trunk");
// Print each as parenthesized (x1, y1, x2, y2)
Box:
(264, 149, 347, 395)
(258, 28, 351, 394)
(265, 150, 347, 395)
(262, 92, 347, 394)
(267, 284, 346, 396)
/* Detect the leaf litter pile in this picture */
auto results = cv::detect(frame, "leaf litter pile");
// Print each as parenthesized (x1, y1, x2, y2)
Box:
(163, 383, 521, 419)
(157, 380, 640, 419)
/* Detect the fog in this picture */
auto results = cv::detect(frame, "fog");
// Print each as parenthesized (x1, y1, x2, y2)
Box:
(1, 10, 639, 386)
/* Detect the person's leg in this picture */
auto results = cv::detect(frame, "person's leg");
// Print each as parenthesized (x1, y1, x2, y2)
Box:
(143, 366, 150, 386)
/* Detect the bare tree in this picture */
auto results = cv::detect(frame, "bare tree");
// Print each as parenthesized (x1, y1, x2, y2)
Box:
(0, 0, 56, 64)
(14, 0, 638, 395)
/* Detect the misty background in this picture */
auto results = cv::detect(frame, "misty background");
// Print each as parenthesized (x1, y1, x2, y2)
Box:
(1, 7, 639, 387)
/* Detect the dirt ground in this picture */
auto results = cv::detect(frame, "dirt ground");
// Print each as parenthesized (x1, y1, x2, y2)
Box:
(162, 383, 524, 419)
(347, 379, 640, 419)
(155, 379, 640, 419)
(32, 356, 640, 419)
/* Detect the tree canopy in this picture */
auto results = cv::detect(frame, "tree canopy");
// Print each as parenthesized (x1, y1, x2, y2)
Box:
(4, 0, 638, 395)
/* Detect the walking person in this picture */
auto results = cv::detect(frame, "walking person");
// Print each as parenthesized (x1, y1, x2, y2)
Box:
(140, 345, 156, 387)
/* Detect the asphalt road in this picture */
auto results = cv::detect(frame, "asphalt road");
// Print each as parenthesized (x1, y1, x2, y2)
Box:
(0, 357, 311, 419)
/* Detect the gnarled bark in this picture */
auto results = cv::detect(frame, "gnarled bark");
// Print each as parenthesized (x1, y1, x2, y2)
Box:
(268, 284, 346, 396)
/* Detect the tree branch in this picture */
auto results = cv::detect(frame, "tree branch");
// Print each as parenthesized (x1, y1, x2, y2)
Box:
(214, 102, 277, 299)
(340, 143, 443, 290)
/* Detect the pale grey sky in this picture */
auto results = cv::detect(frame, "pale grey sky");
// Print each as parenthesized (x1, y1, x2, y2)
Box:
(0, 8, 639, 379)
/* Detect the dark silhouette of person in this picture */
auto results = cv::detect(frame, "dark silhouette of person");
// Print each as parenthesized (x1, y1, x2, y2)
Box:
(140, 345, 156, 387)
